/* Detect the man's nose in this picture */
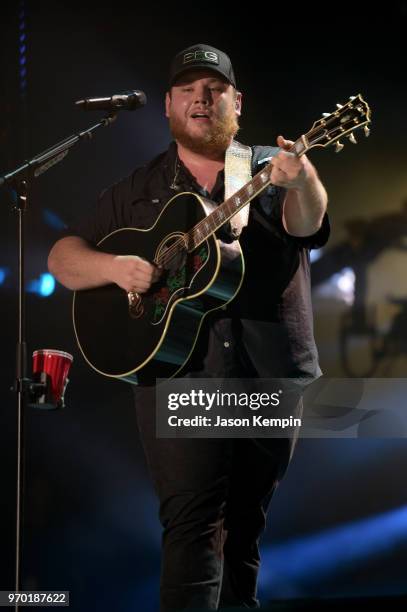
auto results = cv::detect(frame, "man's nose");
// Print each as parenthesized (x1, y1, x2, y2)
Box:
(194, 86, 212, 104)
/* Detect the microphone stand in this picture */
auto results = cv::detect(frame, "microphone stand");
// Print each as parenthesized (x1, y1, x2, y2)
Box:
(0, 111, 118, 611)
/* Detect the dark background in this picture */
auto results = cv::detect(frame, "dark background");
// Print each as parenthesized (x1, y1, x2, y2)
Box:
(1, 2, 407, 610)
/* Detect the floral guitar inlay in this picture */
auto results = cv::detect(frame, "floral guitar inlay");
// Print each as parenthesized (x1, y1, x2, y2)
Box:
(152, 245, 208, 324)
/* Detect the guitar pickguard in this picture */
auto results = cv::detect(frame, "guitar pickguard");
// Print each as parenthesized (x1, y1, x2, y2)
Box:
(152, 239, 209, 325)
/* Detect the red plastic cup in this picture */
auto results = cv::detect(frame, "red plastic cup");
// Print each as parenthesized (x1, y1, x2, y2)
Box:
(32, 349, 73, 407)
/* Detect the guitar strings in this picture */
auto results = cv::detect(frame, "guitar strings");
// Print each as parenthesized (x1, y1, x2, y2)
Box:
(153, 128, 327, 268)
(153, 124, 338, 269)
(154, 165, 272, 267)
(154, 112, 366, 270)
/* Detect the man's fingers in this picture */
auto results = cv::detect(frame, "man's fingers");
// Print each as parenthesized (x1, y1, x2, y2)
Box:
(135, 283, 151, 293)
(153, 266, 163, 282)
(129, 263, 162, 290)
(130, 269, 153, 283)
(277, 134, 295, 150)
(137, 258, 157, 274)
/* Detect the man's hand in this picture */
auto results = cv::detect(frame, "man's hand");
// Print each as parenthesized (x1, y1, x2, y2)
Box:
(271, 135, 328, 237)
(109, 255, 162, 293)
(270, 135, 317, 190)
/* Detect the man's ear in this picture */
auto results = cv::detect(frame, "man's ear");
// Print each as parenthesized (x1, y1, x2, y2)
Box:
(234, 91, 242, 117)
(165, 91, 171, 118)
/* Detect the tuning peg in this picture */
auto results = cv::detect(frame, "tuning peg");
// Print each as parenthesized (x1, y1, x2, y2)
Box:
(335, 141, 344, 153)
(348, 133, 357, 144)
(364, 125, 370, 137)
(322, 113, 330, 118)
(336, 103, 343, 109)
(349, 96, 356, 101)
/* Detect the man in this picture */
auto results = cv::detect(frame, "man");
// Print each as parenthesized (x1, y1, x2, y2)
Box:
(48, 44, 329, 611)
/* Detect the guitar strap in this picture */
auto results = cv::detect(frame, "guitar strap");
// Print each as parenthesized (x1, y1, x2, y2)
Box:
(224, 140, 252, 238)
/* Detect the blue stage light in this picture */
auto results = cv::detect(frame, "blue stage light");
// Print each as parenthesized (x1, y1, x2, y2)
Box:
(310, 248, 323, 263)
(18, 2, 27, 96)
(27, 273, 55, 297)
(43, 209, 67, 230)
(0, 267, 8, 285)
(259, 504, 407, 598)
(39, 273, 55, 296)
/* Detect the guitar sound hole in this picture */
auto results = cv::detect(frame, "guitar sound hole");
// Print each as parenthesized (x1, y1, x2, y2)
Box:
(159, 235, 187, 272)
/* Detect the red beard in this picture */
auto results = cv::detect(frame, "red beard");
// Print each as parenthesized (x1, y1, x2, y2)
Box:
(169, 107, 240, 158)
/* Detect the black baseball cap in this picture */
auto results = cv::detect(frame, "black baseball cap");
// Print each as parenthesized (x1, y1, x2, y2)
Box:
(169, 44, 236, 88)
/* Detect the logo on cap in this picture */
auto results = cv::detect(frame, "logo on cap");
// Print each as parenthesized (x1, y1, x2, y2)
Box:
(183, 50, 219, 65)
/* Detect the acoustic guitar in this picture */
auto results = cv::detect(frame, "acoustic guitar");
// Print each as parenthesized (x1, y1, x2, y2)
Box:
(73, 94, 371, 385)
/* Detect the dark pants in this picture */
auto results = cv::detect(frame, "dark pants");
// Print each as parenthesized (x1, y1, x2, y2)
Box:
(134, 386, 299, 611)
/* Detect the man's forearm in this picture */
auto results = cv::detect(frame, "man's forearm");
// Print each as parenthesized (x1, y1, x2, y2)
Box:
(270, 136, 328, 237)
(48, 236, 115, 290)
(282, 169, 328, 237)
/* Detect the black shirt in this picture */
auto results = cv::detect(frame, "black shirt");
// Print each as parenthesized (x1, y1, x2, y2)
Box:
(70, 141, 330, 385)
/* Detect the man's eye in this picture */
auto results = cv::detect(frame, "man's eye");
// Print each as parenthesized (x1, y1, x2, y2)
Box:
(182, 88, 193, 92)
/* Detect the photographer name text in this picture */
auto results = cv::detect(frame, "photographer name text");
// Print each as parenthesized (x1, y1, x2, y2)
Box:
(167, 415, 301, 428)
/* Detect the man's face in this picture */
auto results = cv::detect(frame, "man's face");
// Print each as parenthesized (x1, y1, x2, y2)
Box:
(165, 69, 242, 157)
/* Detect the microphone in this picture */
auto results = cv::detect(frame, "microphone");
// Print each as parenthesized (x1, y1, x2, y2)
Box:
(75, 90, 147, 111)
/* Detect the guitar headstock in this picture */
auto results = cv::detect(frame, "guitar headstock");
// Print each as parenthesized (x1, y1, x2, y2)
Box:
(304, 94, 371, 153)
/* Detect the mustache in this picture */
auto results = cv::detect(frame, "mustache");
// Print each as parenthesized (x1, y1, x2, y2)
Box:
(169, 109, 240, 156)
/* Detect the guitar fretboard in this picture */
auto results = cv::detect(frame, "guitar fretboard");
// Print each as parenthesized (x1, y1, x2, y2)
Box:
(155, 93, 370, 266)
(185, 137, 307, 251)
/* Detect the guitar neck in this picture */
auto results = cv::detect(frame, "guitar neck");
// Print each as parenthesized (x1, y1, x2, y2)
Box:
(185, 137, 307, 251)
(185, 93, 371, 250)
